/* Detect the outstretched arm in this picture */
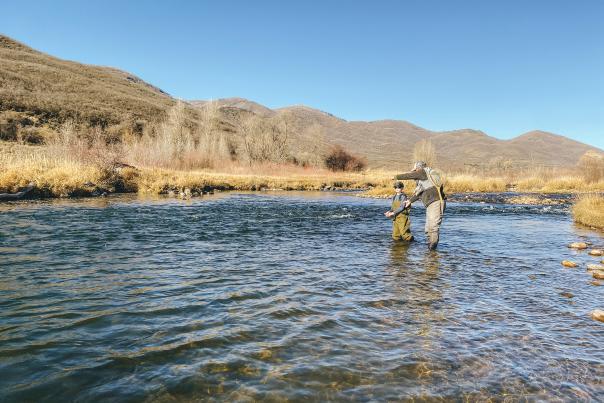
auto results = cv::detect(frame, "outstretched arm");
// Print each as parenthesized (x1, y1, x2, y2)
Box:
(395, 168, 427, 181)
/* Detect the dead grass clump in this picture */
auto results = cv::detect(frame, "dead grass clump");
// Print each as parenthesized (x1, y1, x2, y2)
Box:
(573, 195, 604, 229)
(444, 175, 507, 192)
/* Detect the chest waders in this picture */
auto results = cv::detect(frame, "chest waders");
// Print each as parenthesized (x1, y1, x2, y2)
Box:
(391, 196, 413, 242)
(412, 167, 445, 249)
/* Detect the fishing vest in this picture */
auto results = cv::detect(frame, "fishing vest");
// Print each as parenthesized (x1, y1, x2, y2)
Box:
(413, 167, 444, 202)
(414, 167, 436, 193)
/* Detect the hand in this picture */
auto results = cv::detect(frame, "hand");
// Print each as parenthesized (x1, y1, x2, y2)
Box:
(384, 211, 393, 217)
(404, 200, 411, 208)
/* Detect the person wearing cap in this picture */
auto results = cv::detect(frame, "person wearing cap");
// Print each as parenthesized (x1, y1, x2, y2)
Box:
(395, 161, 446, 250)
(384, 181, 414, 242)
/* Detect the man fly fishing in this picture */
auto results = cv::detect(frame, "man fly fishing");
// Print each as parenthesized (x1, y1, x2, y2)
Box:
(395, 161, 446, 250)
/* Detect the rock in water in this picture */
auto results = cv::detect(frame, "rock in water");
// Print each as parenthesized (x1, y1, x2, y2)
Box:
(587, 264, 604, 272)
(591, 280, 602, 286)
(561, 260, 578, 268)
(593, 271, 604, 280)
(591, 309, 604, 323)
(588, 249, 604, 256)
(560, 292, 574, 298)
(568, 242, 588, 250)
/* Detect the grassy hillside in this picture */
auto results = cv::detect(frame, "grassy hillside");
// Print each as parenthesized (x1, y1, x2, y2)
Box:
(0, 35, 176, 141)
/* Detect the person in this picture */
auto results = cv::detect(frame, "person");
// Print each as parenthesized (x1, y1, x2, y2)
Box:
(384, 181, 414, 242)
(395, 161, 446, 250)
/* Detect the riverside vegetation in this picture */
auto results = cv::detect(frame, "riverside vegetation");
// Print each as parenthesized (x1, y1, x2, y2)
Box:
(2, 103, 604, 222)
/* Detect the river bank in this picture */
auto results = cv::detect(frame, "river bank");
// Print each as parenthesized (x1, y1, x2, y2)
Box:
(2, 141, 604, 202)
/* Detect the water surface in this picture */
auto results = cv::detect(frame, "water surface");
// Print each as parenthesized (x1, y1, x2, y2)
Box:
(1, 193, 603, 401)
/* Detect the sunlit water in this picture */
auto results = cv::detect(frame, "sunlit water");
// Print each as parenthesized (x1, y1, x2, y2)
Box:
(1, 192, 603, 402)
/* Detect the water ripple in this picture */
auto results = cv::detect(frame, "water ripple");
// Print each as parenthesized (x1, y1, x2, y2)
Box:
(1, 192, 603, 401)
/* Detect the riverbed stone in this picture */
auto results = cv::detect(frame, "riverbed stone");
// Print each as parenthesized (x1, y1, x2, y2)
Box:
(588, 249, 604, 256)
(561, 260, 578, 268)
(591, 309, 604, 323)
(593, 271, 604, 280)
(560, 292, 574, 298)
(586, 264, 604, 272)
(568, 242, 588, 250)
(591, 280, 602, 286)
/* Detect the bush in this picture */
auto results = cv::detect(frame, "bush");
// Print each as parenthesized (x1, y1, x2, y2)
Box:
(18, 127, 45, 144)
(324, 145, 366, 172)
(573, 194, 604, 229)
(578, 151, 604, 183)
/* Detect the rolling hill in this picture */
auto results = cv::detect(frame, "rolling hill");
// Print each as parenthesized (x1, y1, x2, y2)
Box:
(0, 35, 176, 137)
(187, 97, 601, 169)
(1, 34, 601, 170)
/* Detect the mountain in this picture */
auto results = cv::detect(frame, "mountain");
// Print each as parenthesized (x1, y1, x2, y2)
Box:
(0, 35, 176, 136)
(252, 104, 600, 169)
(1, 34, 600, 169)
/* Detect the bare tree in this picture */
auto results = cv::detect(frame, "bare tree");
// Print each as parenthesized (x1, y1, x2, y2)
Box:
(578, 151, 604, 183)
(299, 123, 327, 167)
(412, 139, 437, 166)
(239, 113, 290, 164)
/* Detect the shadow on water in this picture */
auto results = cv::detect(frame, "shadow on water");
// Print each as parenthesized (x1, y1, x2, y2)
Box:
(0, 192, 603, 401)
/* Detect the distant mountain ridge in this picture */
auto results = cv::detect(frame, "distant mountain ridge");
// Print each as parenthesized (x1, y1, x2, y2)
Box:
(191, 97, 601, 169)
(1, 34, 600, 169)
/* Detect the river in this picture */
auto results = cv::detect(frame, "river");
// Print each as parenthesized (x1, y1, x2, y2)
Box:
(1, 192, 603, 401)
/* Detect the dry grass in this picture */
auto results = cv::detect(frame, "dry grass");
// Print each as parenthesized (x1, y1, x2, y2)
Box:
(0, 142, 102, 196)
(3, 137, 604, 199)
(0, 141, 385, 196)
(573, 195, 604, 229)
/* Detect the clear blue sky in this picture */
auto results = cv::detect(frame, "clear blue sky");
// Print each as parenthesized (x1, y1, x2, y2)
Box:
(3, 0, 603, 148)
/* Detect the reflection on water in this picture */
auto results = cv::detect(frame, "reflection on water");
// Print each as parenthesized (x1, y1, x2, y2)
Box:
(0, 193, 603, 401)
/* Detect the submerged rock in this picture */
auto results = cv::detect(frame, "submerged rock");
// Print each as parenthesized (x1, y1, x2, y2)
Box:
(591, 280, 602, 286)
(568, 242, 588, 250)
(588, 249, 604, 256)
(593, 271, 604, 280)
(591, 309, 604, 323)
(561, 260, 578, 268)
(586, 264, 604, 272)
(560, 291, 574, 298)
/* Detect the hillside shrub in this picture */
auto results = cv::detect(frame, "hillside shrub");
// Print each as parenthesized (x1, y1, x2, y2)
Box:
(324, 145, 366, 172)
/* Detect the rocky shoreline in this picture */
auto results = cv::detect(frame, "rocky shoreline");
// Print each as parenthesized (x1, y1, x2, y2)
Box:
(0, 181, 581, 206)
(358, 191, 575, 206)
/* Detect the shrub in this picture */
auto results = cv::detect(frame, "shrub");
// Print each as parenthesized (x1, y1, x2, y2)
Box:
(324, 145, 366, 172)
(578, 151, 604, 183)
(18, 127, 45, 144)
